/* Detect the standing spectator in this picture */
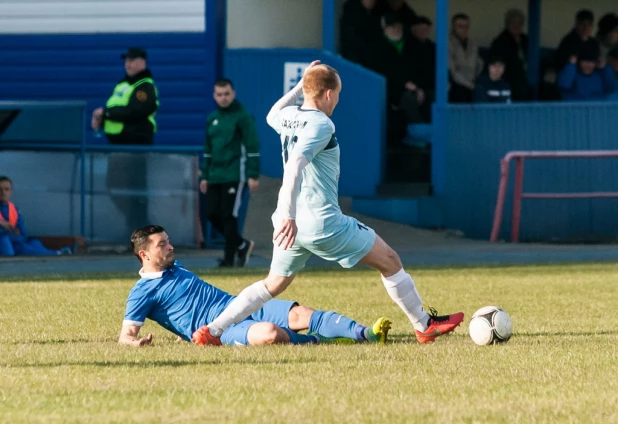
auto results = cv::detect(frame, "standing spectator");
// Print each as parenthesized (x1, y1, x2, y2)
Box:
(555, 10, 595, 73)
(557, 41, 618, 101)
(489, 9, 530, 101)
(0, 176, 71, 256)
(408, 16, 436, 121)
(449, 13, 484, 103)
(473, 57, 512, 103)
(607, 46, 618, 100)
(596, 13, 618, 60)
(340, 0, 383, 64)
(200, 79, 260, 267)
(384, 0, 417, 30)
(91, 47, 159, 235)
(363, 13, 422, 144)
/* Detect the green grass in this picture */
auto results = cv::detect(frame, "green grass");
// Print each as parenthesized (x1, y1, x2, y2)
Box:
(1, 264, 617, 423)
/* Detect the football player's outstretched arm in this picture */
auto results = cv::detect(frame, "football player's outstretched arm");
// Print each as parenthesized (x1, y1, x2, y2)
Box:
(118, 323, 152, 347)
(266, 60, 321, 130)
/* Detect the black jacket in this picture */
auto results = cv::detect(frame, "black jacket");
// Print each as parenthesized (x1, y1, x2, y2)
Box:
(104, 69, 158, 145)
(339, 0, 383, 64)
(363, 36, 417, 106)
(489, 30, 529, 100)
(473, 75, 512, 103)
(408, 36, 436, 91)
(554, 29, 598, 72)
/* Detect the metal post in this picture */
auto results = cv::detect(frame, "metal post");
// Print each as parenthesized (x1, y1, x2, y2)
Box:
(80, 106, 87, 238)
(527, 0, 541, 99)
(322, 0, 336, 53)
(511, 157, 525, 242)
(490, 159, 510, 242)
(431, 0, 449, 195)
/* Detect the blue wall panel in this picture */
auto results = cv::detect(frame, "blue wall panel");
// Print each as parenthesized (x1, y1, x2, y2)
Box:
(0, 33, 214, 146)
(224, 48, 386, 197)
(443, 102, 618, 241)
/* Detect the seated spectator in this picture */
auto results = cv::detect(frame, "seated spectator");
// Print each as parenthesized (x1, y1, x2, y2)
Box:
(384, 0, 417, 30)
(340, 0, 383, 64)
(474, 57, 512, 103)
(0, 176, 72, 256)
(363, 13, 422, 144)
(489, 8, 530, 101)
(596, 13, 618, 60)
(449, 13, 484, 103)
(557, 41, 618, 101)
(555, 9, 595, 73)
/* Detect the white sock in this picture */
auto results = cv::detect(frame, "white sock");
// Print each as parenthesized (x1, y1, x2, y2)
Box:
(381, 268, 429, 332)
(208, 281, 273, 337)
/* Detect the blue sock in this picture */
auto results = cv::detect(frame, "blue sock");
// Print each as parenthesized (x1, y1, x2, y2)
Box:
(281, 328, 318, 344)
(309, 310, 367, 341)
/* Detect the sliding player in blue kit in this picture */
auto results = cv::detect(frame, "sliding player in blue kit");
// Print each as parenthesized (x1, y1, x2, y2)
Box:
(196, 61, 464, 346)
(118, 225, 390, 347)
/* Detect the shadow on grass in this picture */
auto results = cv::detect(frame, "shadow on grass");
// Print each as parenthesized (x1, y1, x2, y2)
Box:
(1, 357, 326, 369)
(515, 330, 618, 337)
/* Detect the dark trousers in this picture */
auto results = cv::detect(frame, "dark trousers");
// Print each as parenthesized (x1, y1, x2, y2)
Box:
(449, 82, 473, 103)
(106, 154, 149, 235)
(204, 181, 247, 263)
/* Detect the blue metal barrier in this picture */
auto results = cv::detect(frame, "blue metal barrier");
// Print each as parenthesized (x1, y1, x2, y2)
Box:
(225, 48, 386, 197)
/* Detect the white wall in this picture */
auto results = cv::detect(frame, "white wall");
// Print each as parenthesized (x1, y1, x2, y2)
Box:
(227, 0, 323, 48)
(226, 0, 617, 49)
(0, 0, 204, 34)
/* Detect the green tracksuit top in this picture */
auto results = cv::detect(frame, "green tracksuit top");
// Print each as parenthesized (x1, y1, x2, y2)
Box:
(200, 100, 260, 184)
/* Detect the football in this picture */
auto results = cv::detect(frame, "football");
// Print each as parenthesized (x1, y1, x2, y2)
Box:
(469, 306, 513, 345)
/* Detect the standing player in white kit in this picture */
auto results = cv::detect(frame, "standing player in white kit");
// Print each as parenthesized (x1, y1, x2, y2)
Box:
(193, 61, 464, 346)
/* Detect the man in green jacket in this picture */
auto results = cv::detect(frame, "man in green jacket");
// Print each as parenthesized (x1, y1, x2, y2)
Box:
(200, 79, 260, 267)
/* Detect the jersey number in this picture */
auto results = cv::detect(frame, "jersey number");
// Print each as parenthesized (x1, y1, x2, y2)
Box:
(283, 135, 297, 164)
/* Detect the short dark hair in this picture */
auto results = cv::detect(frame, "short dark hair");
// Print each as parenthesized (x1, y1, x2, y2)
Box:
(452, 13, 469, 24)
(214, 78, 234, 89)
(130, 225, 165, 263)
(488, 56, 505, 65)
(0, 176, 12, 186)
(576, 9, 594, 23)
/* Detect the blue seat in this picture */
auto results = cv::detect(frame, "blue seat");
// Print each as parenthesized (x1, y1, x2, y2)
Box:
(404, 123, 433, 148)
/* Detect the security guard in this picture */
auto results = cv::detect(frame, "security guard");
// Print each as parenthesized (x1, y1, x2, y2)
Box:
(200, 78, 260, 267)
(91, 47, 159, 235)
(92, 47, 159, 144)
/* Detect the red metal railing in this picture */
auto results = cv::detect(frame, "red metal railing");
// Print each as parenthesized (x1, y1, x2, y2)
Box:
(490, 150, 618, 242)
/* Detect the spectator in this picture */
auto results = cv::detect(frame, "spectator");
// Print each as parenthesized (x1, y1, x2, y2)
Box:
(384, 0, 417, 29)
(489, 9, 530, 101)
(340, 0, 383, 64)
(556, 41, 618, 101)
(408, 16, 436, 121)
(199, 79, 260, 267)
(596, 13, 618, 60)
(363, 13, 422, 144)
(0, 176, 71, 256)
(91, 47, 160, 235)
(474, 57, 512, 103)
(607, 46, 618, 100)
(555, 9, 595, 73)
(449, 13, 484, 103)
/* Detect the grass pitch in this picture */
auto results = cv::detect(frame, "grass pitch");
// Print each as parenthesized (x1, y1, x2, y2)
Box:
(1, 263, 617, 424)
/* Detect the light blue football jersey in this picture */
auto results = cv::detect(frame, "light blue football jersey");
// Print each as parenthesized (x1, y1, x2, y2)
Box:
(269, 106, 343, 233)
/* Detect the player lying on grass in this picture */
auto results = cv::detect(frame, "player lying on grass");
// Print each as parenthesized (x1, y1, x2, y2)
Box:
(197, 61, 464, 346)
(118, 225, 391, 347)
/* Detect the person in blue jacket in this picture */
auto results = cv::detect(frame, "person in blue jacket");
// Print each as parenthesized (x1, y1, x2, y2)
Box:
(0, 176, 72, 256)
(557, 40, 618, 101)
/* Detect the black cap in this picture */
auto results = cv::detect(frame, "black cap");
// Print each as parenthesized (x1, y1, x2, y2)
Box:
(382, 12, 403, 28)
(577, 40, 600, 62)
(121, 47, 147, 60)
(413, 16, 433, 26)
(488, 56, 505, 65)
(575, 9, 593, 23)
